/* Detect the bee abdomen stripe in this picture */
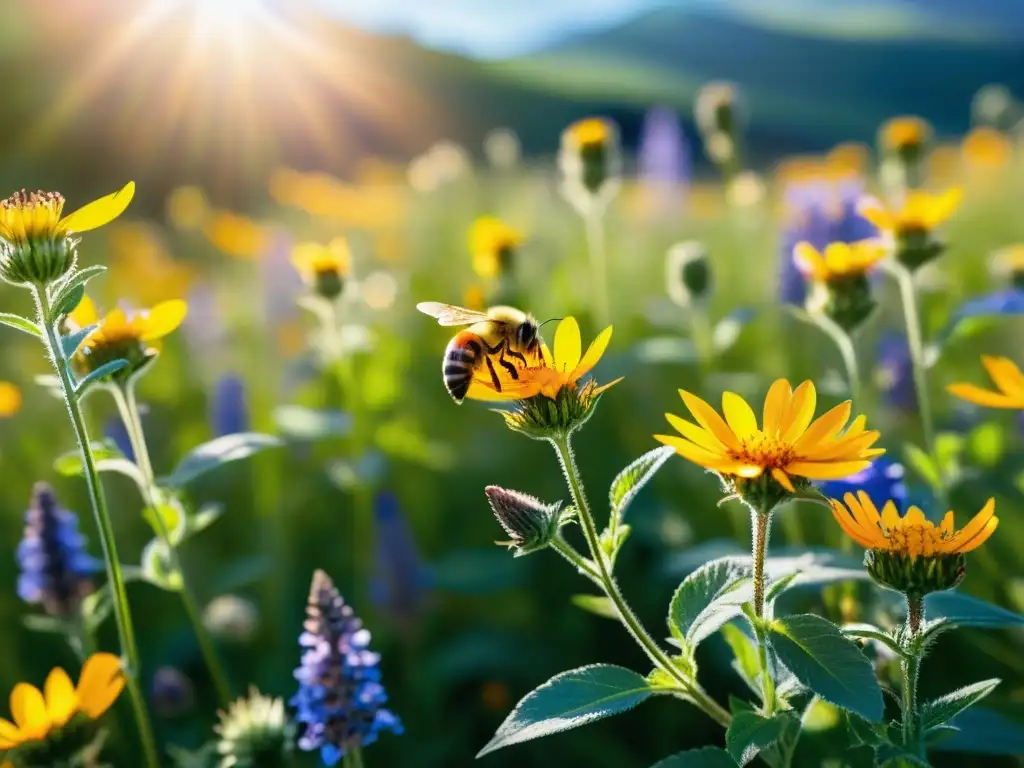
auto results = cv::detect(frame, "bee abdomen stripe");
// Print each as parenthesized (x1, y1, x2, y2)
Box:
(447, 350, 476, 363)
(444, 365, 470, 379)
(466, 339, 482, 356)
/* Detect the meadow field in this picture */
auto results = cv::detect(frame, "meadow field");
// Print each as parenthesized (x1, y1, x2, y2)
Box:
(2, 5, 1024, 768)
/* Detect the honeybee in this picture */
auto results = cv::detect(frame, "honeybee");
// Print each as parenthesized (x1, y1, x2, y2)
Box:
(417, 302, 544, 403)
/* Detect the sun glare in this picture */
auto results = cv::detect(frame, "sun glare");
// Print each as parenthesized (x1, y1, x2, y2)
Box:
(190, 0, 268, 41)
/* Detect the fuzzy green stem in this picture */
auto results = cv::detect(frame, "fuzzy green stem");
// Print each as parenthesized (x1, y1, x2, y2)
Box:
(551, 535, 601, 582)
(583, 209, 611, 327)
(810, 310, 861, 406)
(551, 435, 731, 728)
(751, 508, 777, 714)
(902, 593, 925, 752)
(33, 287, 159, 768)
(111, 382, 233, 710)
(886, 261, 944, 499)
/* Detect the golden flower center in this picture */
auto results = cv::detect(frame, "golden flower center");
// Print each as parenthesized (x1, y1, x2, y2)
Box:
(882, 522, 951, 558)
(727, 433, 794, 469)
(0, 190, 65, 242)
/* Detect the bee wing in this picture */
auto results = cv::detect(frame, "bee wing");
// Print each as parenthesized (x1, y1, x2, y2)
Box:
(416, 302, 491, 327)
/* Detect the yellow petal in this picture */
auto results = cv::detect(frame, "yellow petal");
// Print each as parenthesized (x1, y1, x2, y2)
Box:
(734, 464, 765, 479)
(0, 717, 21, 748)
(903, 506, 927, 526)
(793, 242, 825, 279)
(785, 459, 871, 480)
(0, 382, 20, 418)
(940, 511, 954, 537)
(552, 317, 582, 373)
(44, 668, 77, 728)
(881, 501, 901, 530)
(771, 468, 795, 492)
(721, 391, 759, 440)
(10, 684, 48, 739)
(952, 498, 996, 553)
(857, 197, 893, 231)
(75, 653, 124, 719)
(139, 300, 188, 342)
(653, 434, 733, 470)
(926, 187, 962, 228)
(762, 379, 792, 437)
(794, 400, 852, 451)
(572, 325, 612, 381)
(69, 294, 99, 328)
(780, 380, 817, 443)
(980, 355, 1024, 396)
(665, 413, 726, 452)
(59, 182, 135, 234)
(956, 517, 998, 554)
(679, 389, 743, 452)
(831, 500, 876, 549)
(946, 382, 1024, 408)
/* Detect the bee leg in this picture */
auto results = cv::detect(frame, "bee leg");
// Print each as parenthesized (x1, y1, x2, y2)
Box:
(498, 347, 519, 380)
(506, 348, 528, 366)
(484, 356, 502, 391)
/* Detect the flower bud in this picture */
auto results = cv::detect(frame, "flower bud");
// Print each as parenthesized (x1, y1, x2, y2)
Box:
(666, 241, 711, 306)
(216, 688, 294, 768)
(865, 550, 965, 597)
(559, 117, 621, 212)
(806, 274, 876, 332)
(485, 486, 561, 556)
(695, 82, 739, 138)
(895, 227, 945, 272)
(499, 379, 608, 440)
(0, 191, 77, 286)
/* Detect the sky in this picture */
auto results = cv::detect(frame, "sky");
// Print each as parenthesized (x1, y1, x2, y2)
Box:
(320, 0, 659, 58)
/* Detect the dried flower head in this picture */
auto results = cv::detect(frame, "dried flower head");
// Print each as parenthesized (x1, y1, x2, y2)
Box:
(215, 688, 293, 768)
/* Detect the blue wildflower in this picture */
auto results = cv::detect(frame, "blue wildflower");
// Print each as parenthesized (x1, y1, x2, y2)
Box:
(819, 457, 908, 512)
(951, 288, 1024, 322)
(778, 180, 877, 305)
(292, 570, 402, 765)
(876, 332, 916, 412)
(104, 414, 136, 462)
(370, 491, 432, 630)
(17, 482, 100, 618)
(210, 374, 249, 436)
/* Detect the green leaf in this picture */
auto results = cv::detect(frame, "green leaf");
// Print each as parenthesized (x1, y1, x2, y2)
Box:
(54, 442, 123, 475)
(167, 432, 282, 487)
(142, 501, 188, 547)
(571, 594, 618, 620)
(609, 445, 675, 522)
(768, 613, 883, 721)
(649, 747, 737, 767)
(141, 540, 182, 591)
(874, 744, 930, 767)
(50, 265, 106, 316)
(188, 503, 224, 536)
(60, 323, 97, 359)
(765, 571, 801, 603)
(476, 664, 662, 757)
(726, 711, 790, 766)
(842, 623, 905, 658)
(924, 591, 1024, 629)
(0, 312, 42, 338)
(764, 550, 869, 592)
(903, 442, 941, 491)
(721, 624, 760, 695)
(921, 679, 1000, 732)
(845, 712, 888, 748)
(968, 421, 1005, 467)
(934, 707, 1024, 755)
(74, 358, 129, 393)
(22, 615, 70, 634)
(273, 405, 351, 440)
(669, 557, 751, 648)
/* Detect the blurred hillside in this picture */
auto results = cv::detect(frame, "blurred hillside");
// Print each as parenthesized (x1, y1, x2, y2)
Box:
(0, 0, 1021, 206)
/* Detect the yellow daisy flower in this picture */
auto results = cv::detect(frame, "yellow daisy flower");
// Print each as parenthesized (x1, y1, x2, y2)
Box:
(68, 295, 188, 378)
(655, 379, 883, 495)
(203, 211, 268, 260)
(947, 355, 1024, 409)
(879, 116, 931, 154)
(794, 240, 887, 282)
(0, 183, 135, 247)
(961, 127, 1013, 171)
(0, 382, 20, 418)
(830, 492, 997, 559)
(165, 185, 209, 231)
(563, 118, 613, 150)
(469, 216, 523, 279)
(291, 238, 350, 300)
(0, 653, 125, 751)
(858, 188, 962, 236)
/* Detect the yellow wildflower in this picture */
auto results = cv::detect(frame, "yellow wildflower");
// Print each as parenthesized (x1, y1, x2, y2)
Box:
(794, 240, 887, 282)
(0, 653, 124, 751)
(0, 183, 135, 246)
(0, 382, 20, 418)
(563, 118, 613, 150)
(879, 116, 931, 154)
(165, 185, 209, 230)
(203, 211, 268, 260)
(947, 355, 1024, 409)
(469, 216, 523, 279)
(962, 127, 1013, 170)
(830, 492, 997, 559)
(656, 379, 883, 495)
(858, 188, 962, 236)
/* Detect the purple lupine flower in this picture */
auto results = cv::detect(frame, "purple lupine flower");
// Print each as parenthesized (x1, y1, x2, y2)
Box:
(292, 570, 402, 765)
(638, 106, 691, 208)
(210, 374, 249, 437)
(17, 483, 100, 618)
(778, 180, 878, 305)
(370, 491, 432, 630)
(876, 332, 917, 412)
(819, 457, 908, 512)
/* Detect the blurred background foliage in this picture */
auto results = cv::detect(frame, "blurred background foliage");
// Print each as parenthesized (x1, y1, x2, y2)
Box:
(2, 1, 1024, 766)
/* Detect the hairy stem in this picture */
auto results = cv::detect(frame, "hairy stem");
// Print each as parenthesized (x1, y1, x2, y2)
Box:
(33, 287, 159, 768)
(583, 210, 611, 328)
(902, 593, 925, 752)
(111, 382, 233, 709)
(551, 435, 731, 728)
(751, 508, 777, 714)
